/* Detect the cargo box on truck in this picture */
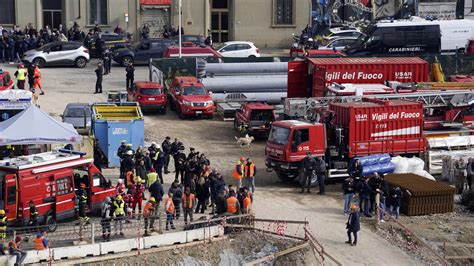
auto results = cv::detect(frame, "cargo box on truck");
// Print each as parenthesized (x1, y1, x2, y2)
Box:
(287, 57, 429, 98)
(265, 99, 425, 185)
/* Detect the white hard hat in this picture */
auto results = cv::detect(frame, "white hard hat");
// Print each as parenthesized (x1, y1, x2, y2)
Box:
(308, 38, 314, 42)
(151, 142, 157, 146)
(118, 179, 123, 184)
(156, 145, 161, 149)
(126, 150, 133, 155)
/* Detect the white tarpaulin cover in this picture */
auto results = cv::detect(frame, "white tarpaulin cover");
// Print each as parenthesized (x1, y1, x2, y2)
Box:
(0, 104, 81, 145)
(391, 156, 435, 180)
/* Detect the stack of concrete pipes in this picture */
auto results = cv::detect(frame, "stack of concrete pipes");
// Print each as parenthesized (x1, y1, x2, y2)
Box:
(201, 62, 287, 103)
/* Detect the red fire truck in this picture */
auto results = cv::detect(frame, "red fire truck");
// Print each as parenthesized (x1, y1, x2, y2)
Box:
(0, 150, 115, 228)
(265, 99, 426, 185)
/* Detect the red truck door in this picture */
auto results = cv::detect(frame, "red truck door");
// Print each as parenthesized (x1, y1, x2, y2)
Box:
(89, 165, 115, 211)
(312, 66, 326, 97)
(3, 173, 18, 221)
(288, 61, 308, 98)
(54, 171, 75, 220)
(289, 127, 312, 162)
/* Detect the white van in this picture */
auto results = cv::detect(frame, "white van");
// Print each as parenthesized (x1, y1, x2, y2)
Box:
(438, 19, 474, 53)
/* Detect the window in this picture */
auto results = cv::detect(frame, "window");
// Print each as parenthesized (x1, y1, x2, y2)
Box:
(222, 44, 238, 52)
(268, 126, 290, 145)
(50, 45, 62, 52)
(274, 0, 294, 25)
(237, 44, 251, 50)
(0, 0, 15, 25)
(7, 186, 15, 205)
(57, 177, 74, 196)
(89, 0, 108, 25)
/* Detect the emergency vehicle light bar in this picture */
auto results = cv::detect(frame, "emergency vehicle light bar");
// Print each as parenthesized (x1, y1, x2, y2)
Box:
(32, 158, 94, 174)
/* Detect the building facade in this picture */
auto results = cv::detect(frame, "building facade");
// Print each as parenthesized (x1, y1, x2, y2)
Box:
(0, 0, 310, 48)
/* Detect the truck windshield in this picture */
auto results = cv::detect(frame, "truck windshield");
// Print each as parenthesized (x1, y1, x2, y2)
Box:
(183, 86, 206, 96)
(251, 110, 274, 121)
(268, 126, 290, 145)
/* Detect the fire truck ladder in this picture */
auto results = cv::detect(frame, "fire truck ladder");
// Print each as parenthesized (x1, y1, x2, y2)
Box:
(288, 90, 473, 118)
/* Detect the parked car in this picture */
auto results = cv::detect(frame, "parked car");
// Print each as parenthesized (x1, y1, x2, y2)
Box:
(318, 37, 358, 51)
(113, 38, 176, 66)
(323, 27, 364, 43)
(466, 38, 474, 55)
(233, 102, 275, 137)
(168, 76, 214, 119)
(22, 41, 90, 68)
(171, 35, 205, 46)
(163, 43, 221, 58)
(214, 41, 260, 58)
(88, 33, 129, 58)
(61, 103, 92, 134)
(128, 81, 167, 114)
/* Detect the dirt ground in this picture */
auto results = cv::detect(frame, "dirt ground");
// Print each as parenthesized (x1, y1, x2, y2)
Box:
(83, 231, 317, 266)
(2, 61, 470, 265)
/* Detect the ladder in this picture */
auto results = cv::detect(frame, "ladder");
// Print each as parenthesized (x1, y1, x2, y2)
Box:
(284, 90, 473, 118)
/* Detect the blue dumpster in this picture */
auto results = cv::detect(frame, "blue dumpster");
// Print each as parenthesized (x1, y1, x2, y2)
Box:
(92, 103, 144, 167)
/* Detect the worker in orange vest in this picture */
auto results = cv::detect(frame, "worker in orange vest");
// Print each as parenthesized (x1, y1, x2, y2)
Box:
(143, 197, 156, 236)
(243, 195, 251, 214)
(33, 231, 48, 250)
(33, 64, 45, 95)
(164, 192, 176, 230)
(243, 158, 257, 193)
(182, 187, 195, 225)
(226, 190, 240, 215)
(232, 157, 246, 188)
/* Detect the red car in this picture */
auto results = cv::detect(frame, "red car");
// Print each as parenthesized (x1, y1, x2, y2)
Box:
(0, 70, 13, 90)
(168, 76, 214, 119)
(129, 81, 167, 114)
(163, 43, 221, 59)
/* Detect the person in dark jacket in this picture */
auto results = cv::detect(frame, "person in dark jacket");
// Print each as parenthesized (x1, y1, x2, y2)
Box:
(95, 33, 104, 58)
(94, 62, 103, 93)
(389, 186, 402, 219)
(360, 177, 373, 217)
(149, 179, 164, 206)
(168, 181, 183, 218)
(27, 63, 35, 91)
(154, 147, 165, 184)
(174, 149, 186, 183)
(301, 152, 316, 193)
(117, 140, 127, 160)
(342, 176, 355, 215)
(316, 156, 326, 195)
(125, 63, 135, 89)
(215, 191, 227, 216)
(161, 136, 171, 174)
(368, 172, 383, 214)
(135, 159, 147, 182)
(143, 150, 152, 172)
(120, 151, 135, 187)
(195, 176, 210, 214)
(346, 205, 360, 246)
(93, 139, 105, 171)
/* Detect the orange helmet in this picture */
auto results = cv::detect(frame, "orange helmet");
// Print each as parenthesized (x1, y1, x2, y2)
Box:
(239, 157, 246, 162)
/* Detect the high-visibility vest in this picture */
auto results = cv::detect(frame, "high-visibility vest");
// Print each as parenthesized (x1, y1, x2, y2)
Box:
(0, 216, 7, 230)
(114, 200, 125, 216)
(34, 67, 41, 78)
(143, 202, 154, 217)
(33, 237, 45, 250)
(16, 69, 26, 80)
(164, 198, 175, 214)
(232, 163, 243, 180)
(243, 197, 251, 210)
(244, 163, 255, 177)
(226, 196, 238, 213)
(182, 194, 195, 209)
(147, 172, 158, 185)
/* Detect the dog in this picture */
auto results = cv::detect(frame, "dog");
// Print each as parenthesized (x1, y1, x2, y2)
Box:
(235, 134, 255, 149)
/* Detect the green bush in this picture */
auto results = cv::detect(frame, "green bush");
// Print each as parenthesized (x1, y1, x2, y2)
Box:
(460, 190, 474, 212)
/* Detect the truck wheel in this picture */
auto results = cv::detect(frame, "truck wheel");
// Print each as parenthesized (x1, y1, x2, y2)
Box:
(276, 170, 295, 183)
(161, 108, 167, 115)
(45, 215, 58, 232)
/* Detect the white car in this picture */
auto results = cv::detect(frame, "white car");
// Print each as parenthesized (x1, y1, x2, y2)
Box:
(22, 41, 90, 68)
(319, 37, 359, 51)
(323, 27, 365, 43)
(215, 41, 260, 58)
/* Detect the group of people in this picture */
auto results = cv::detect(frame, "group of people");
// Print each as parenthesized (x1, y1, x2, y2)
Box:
(12, 63, 44, 95)
(95, 137, 255, 241)
(300, 152, 326, 194)
(442, 157, 474, 194)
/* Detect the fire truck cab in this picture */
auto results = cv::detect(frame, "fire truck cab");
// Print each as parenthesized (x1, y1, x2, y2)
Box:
(0, 150, 115, 229)
(265, 120, 326, 185)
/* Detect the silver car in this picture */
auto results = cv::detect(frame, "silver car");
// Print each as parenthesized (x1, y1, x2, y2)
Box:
(22, 41, 90, 68)
(319, 37, 359, 51)
(62, 103, 92, 134)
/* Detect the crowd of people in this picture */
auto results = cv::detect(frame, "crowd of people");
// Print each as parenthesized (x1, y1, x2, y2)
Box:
(442, 157, 473, 194)
(94, 137, 254, 241)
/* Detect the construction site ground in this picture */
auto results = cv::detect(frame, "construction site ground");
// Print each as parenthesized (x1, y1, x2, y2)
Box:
(1, 61, 472, 265)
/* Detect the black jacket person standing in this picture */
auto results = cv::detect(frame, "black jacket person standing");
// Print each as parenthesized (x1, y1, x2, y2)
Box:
(301, 152, 316, 193)
(95, 63, 103, 93)
(125, 63, 135, 89)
